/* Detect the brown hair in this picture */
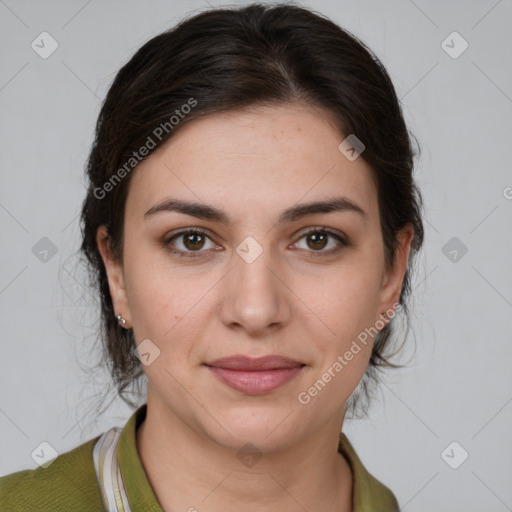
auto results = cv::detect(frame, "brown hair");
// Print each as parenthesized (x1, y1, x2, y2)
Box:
(79, 2, 424, 416)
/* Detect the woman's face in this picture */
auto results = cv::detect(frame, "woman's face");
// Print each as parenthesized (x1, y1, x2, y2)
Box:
(98, 103, 412, 451)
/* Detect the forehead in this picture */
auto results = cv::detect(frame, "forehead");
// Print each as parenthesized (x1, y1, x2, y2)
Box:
(125, 103, 378, 224)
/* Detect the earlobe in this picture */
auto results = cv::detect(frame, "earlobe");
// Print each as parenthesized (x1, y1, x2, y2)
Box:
(96, 225, 132, 328)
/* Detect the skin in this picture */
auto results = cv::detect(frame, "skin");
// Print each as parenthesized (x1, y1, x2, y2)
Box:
(97, 102, 414, 512)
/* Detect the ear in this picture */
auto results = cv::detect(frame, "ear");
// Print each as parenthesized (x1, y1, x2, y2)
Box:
(376, 223, 415, 327)
(96, 225, 132, 328)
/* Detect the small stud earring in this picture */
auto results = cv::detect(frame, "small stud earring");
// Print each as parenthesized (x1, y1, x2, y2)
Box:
(115, 314, 128, 329)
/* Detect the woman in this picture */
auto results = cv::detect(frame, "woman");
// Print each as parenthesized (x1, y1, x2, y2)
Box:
(0, 3, 424, 511)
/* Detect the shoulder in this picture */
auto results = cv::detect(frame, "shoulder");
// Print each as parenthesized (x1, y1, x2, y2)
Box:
(338, 433, 400, 511)
(0, 436, 104, 512)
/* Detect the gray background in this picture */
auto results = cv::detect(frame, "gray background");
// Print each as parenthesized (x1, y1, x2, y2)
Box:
(1, 0, 511, 510)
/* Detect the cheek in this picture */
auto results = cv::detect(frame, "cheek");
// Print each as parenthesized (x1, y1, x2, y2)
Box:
(293, 250, 383, 396)
(298, 278, 377, 406)
(299, 259, 383, 344)
(123, 249, 216, 361)
(122, 247, 176, 331)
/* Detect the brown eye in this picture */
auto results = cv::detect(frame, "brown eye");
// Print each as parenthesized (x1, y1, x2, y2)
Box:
(163, 229, 218, 259)
(306, 231, 328, 250)
(294, 228, 349, 256)
(183, 232, 206, 251)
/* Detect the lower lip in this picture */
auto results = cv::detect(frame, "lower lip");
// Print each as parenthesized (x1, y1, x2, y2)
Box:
(206, 365, 303, 394)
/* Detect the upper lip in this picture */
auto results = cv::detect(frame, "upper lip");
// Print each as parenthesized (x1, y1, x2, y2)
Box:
(205, 355, 304, 371)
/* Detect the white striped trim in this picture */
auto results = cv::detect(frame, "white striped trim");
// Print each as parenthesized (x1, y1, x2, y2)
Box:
(93, 427, 132, 512)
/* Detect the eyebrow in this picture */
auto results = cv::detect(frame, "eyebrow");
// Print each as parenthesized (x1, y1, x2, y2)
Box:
(143, 196, 367, 225)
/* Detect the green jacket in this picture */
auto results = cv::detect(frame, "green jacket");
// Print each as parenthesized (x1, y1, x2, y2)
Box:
(0, 404, 399, 511)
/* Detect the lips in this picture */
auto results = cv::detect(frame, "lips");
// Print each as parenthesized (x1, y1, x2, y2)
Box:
(204, 355, 305, 394)
(205, 355, 303, 371)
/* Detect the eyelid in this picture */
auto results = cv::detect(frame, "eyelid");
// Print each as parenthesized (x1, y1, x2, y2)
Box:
(293, 225, 348, 242)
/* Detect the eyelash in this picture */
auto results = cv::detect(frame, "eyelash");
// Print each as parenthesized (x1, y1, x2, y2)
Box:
(162, 227, 349, 259)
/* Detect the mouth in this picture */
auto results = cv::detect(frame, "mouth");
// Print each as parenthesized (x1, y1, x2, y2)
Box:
(204, 355, 305, 395)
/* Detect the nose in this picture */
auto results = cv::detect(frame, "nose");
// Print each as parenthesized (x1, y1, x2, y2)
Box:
(218, 240, 292, 337)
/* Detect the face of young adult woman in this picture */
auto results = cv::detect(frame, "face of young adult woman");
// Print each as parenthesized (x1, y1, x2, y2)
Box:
(97, 102, 412, 510)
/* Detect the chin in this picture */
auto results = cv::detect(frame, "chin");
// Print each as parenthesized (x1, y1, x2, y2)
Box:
(199, 406, 305, 455)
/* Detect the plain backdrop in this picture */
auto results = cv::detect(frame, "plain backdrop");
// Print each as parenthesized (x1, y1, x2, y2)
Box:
(1, 1, 511, 510)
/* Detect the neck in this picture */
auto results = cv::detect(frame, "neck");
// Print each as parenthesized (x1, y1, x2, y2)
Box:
(136, 395, 353, 512)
